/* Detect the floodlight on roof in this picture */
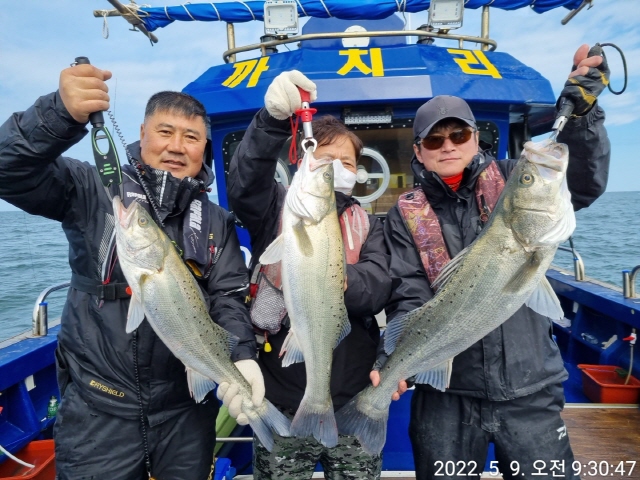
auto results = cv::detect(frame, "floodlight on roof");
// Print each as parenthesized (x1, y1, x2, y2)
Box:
(264, 0, 299, 36)
(428, 0, 464, 30)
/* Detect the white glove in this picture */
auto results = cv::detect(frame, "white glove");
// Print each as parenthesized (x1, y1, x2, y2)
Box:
(216, 359, 265, 426)
(264, 70, 317, 120)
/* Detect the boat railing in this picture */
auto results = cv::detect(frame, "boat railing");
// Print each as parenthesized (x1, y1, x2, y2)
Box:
(93, 3, 497, 64)
(216, 437, 253, 443)
(556, 245, 585, 282)
(623, 265, 640, 299)
(31, 282, 70, 337)
(221, 28, 497, 64)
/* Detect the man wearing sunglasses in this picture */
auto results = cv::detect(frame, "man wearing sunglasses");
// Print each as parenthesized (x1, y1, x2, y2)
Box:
(374, 44, 611, 479)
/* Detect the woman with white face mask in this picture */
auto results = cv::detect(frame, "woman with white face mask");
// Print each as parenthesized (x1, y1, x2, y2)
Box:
(227, 71, 392, 480)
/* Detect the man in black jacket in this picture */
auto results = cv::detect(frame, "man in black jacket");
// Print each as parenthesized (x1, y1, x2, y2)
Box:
(227, 71, 391, 479)
(373, 45, 611, 479)
(0, 62, 262, 479)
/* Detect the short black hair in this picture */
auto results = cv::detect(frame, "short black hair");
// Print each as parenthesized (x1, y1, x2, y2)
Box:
(307, 115, 363, 162)
(144, 91, 210, 129)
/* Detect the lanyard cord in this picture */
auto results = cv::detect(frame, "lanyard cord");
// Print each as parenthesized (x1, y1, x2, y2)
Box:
(106, 110, 165, 228)
(133, 330, 155, 479)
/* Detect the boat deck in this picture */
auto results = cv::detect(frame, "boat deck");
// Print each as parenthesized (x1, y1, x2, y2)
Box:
(235, 405, 640, 479)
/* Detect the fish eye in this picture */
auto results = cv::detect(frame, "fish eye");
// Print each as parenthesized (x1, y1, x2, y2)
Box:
(520, 173, 534, 186)
(323, 171, 332, 182)
(138, 217, 149, 227)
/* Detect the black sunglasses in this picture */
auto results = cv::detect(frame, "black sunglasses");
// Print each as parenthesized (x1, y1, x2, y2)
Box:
(419, 128, 475, 150)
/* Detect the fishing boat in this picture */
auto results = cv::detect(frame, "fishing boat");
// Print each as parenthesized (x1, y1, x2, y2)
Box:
(1, 1, 638, 478)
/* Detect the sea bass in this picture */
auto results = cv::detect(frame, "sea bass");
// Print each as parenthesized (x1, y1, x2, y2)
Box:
(336, 138, 576, 455)
(112, 196, 290, 452)
(259, 149, 350, 448)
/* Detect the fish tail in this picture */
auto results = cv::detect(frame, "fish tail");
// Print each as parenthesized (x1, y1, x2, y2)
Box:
(335, 394, 388, 456)
(290, 398, 338, 448)
(248, 400, 292, 452)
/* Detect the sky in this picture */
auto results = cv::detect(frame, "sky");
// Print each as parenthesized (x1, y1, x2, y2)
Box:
(0, 1, 638, 212)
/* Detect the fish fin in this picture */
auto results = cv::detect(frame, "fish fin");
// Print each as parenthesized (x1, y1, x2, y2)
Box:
(125, 293, 145, 333)
(186, 368, 217, 403)
(414, 358, 454, 392)
(259, 234, 284, 265)
(280, 330, 305, 366)
(525, 277, 564, 321)
(383, 310, 413, 355)
(335, 313, 352, 349)
(247, 399, 292, 452)
(336, 391, 388, 456)
(290, 397, 338, 448)
(293, 221, 314, 257)
(504, 251, 543, 293)
(432, 246, 470, 290)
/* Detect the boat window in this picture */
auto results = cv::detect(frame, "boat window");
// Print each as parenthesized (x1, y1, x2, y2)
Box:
(223, 130, 296, 188)
(221, 119, 499, 218)
(350, 120, 499, 216)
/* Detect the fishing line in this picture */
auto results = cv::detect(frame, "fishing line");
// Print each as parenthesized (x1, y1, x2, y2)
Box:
(599, 42, 628, 95)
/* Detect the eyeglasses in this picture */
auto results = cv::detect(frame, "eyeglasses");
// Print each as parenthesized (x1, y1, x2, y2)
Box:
(419, 128, 475, 150)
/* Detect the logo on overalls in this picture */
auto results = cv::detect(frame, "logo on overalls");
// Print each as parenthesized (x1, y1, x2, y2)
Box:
(189, 199, 203, 231)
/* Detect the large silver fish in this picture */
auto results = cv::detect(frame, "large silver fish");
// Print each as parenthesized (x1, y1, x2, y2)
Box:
(259, 149, 350, 448)
(336, 138, 576, 455)
(112, 196, 290, 452)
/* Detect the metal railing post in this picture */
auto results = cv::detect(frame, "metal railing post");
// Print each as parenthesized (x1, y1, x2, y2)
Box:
(623, 266, 640, 298)
(556, 245, 585, 282)
(481, 6, 490, 51)
(32, 282, 70, 337)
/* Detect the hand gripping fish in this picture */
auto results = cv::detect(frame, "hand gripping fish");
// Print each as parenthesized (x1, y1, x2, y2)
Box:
(336, 138, 576, 455)
(113, 197, 290, 452)
(259, 147, 350, 448)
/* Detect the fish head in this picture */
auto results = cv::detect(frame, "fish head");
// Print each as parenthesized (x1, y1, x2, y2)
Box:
(504, 139, 576, 250)
(286, 149, 335, 224)
(112, 196, 170, 281)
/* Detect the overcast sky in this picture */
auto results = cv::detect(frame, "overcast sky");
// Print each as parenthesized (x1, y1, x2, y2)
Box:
(1, 1, 638, 212)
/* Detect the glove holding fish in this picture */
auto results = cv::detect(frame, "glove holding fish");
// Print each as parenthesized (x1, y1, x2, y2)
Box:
(336, 138, 576, 455)
(259, 134, 350, 448)
(112, 196, 290, 451)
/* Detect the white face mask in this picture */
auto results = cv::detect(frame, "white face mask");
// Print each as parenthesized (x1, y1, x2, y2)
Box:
(332, 159, 357, 195)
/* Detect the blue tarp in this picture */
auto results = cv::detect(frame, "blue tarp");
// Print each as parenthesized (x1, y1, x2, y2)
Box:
(138, 0, 584, 31)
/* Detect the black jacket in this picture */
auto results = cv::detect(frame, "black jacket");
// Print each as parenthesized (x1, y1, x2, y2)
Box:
(0, 92, 256, 424)
(384, 104, 611, 400)
(228, 108, 391, 411)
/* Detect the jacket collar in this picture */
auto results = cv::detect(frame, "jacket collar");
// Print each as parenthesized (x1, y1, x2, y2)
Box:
(126, 141, 214, 221)
(335, 191, 361, 216)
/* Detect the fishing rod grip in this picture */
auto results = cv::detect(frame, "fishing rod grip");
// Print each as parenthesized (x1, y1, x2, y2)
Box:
(74, 56, 105, 128)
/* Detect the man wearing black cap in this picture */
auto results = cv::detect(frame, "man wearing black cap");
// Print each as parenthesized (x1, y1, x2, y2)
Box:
(372, 45, 611, 479)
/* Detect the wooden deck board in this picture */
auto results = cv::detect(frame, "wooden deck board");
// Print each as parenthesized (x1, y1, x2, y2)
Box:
(562, 405, 640, 479)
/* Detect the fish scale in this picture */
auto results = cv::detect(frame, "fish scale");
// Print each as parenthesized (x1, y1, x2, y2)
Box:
(260, 150, 350, 448)
(336, 138, 576, 455)
(113, 196, 291, 452)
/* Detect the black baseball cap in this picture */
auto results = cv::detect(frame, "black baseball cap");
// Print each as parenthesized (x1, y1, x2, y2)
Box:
(413, 95, 477, 141)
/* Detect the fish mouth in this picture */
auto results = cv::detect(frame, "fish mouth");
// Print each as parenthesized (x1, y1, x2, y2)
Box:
(307, 156, 333, 172)
(523, 139, 568, 173)
(112, 196, 139, 229)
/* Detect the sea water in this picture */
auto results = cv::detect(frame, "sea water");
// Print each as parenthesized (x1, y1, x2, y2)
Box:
(0, 191, 638, 342)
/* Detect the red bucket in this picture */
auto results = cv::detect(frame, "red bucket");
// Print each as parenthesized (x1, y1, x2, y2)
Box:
(0, 440, 55, 480)
(578, 364, 640, 404)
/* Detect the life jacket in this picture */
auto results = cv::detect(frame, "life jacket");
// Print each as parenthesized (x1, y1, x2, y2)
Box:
(249, 203, 370, 345)
(70, 166, 218, 301)
(397, 161, 505, 288)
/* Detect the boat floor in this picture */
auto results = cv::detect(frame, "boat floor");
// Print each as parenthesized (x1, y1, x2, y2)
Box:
(235, 404, 640, 479)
